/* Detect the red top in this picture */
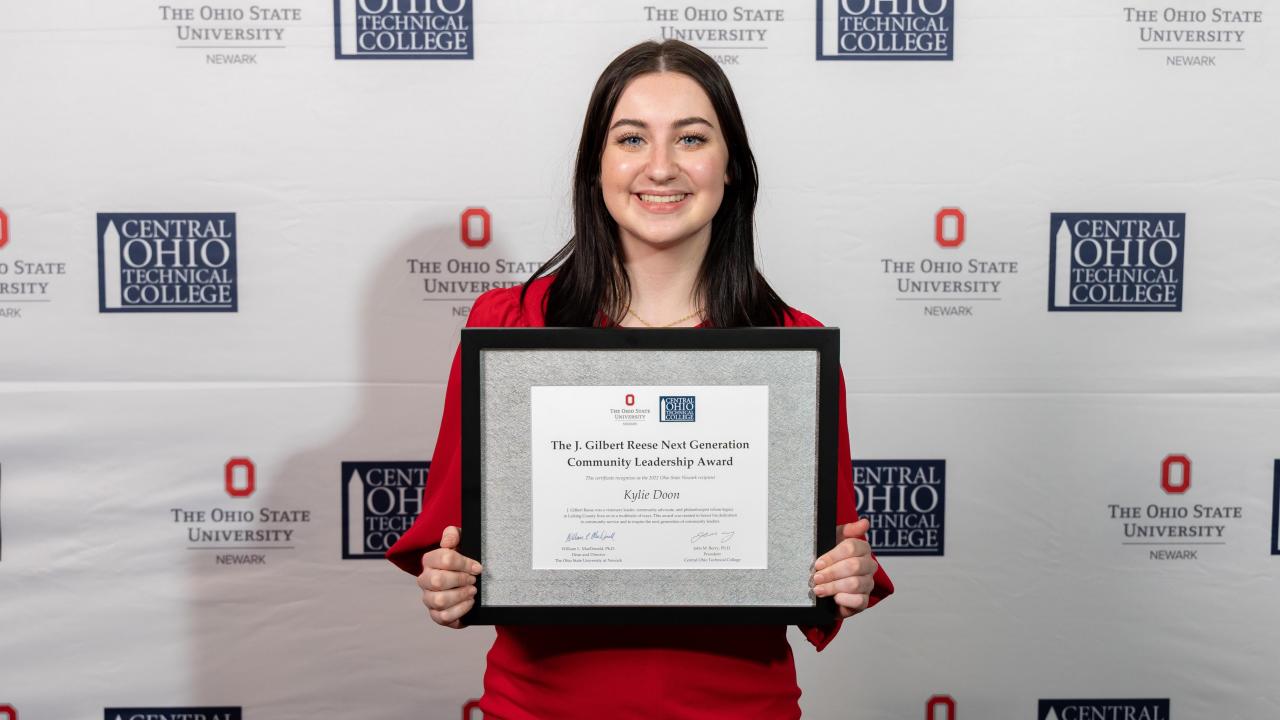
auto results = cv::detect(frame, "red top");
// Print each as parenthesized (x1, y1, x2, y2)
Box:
(388, 276, 894, 720)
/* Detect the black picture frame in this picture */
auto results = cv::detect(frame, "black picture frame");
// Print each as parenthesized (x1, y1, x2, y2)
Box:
(460, 327, 840, 625)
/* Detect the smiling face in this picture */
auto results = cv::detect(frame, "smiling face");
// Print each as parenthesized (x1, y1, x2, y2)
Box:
(600, 72, 730, 256)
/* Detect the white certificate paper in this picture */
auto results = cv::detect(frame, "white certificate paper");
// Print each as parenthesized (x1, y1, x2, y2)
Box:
(530, 385, 768, 570)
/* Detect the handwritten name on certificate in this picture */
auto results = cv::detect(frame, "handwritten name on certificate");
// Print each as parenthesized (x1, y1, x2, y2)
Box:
(530, 385, 768, 570)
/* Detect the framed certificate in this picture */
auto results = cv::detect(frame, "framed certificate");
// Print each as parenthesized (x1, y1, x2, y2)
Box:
(459, 327, 839, 625)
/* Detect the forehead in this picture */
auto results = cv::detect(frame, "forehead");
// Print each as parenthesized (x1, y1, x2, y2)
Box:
(610, 72, 719, 126)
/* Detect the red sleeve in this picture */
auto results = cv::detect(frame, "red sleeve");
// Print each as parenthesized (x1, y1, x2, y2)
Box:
(386, 287, 522, 576)
(788, 312, 895, 651)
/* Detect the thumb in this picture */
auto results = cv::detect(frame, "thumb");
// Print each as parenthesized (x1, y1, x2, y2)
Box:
(840, 518, 870, 539)
(441, 525, 461, 549)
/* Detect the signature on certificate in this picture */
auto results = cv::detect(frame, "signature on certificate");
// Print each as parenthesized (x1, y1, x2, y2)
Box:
(690, 530, 735, 544)
(565, 529, 617, 543)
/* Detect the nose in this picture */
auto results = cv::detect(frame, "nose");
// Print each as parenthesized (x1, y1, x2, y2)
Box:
(646, 141, 677, 183)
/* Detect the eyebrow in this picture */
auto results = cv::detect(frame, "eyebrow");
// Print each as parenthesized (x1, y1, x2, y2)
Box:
(609, 116, 715, 131)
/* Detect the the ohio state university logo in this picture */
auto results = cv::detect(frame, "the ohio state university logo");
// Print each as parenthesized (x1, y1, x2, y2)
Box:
(1160, 454, 1190, 494)
(334, 0, 474, 59)
(169, 459, 312, 566)
(935, 208, 964, 248)
(878, 207, 1019, 317)
(225, 457, 255, 498)
(405, 206, 537, 311)
(1106, 454, 1242, 561)
(927, 695, 955, 720)
(0, 208, 69, 320)
(460, 207, 490, 248)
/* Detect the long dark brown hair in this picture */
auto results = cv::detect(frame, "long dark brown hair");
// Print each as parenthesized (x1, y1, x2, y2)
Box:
(522, 40, 791, 328)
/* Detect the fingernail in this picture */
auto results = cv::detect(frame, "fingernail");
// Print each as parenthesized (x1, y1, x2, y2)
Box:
(813, 572, 824, 583)
(469, 586, 477, 596)
(813, 560, 825, 570)
(471, 562, 483, 574)
(814, 586, 826, 597)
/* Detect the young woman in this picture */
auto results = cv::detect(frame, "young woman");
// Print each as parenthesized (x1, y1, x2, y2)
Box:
(388, 40, 894, 719)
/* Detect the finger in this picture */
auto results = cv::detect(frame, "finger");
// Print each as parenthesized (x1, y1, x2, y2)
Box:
(423, 585, 477, 613)
(812, 554, 879, 584)
(813, 574, 876, 598)
(833, 591, 869, 615)
(837, 518, 870, 540)
(417, 568, 478, 592)
(429, 595, 475, 626)
(440, 526, 461, 549)
(424, 547, 482, 574)
(813, 537, 871, 571)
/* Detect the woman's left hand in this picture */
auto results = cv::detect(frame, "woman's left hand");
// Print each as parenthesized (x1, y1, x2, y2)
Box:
(811, 518, 879, 619)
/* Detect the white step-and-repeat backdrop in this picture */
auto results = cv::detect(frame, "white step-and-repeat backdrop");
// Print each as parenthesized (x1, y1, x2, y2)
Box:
(2, 1, 1278, 718)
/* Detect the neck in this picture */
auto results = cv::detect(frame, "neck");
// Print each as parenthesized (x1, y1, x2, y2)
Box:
(618, 230, 709, 327)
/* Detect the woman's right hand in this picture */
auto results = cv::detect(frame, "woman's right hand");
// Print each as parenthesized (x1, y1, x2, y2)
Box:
(418, 525, 482, 628)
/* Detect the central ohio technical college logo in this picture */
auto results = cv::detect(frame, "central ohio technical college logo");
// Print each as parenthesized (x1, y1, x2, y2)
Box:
(0, 464, 5, 562)
(659, 396, 696, 422)
(334, 0, 474, 59)
(97, 213, 238, 312)
(343, 461, 427, 558)
(1272, 459, 1280, 556)
(817, 0, 954, 61)
(854, 460, 945, 556)
(1048, 213, 1185, 312)
(105, 709, 241, 720)
(1039, 699, 1169, 720)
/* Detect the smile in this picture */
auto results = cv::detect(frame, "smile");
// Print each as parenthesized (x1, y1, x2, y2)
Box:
(637, 193, 688, 204)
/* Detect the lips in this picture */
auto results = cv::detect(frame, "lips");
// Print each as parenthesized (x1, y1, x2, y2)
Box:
(634, 192, 690, 213)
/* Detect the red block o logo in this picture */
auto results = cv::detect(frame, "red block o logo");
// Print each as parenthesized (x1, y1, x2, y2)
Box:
(625, 393, 635, 406)
(0, 208, 10, 249)
(225, 457, 256, 498)
(461, 208, 491, 248)
(935, 208, 964, 248)
(1, 704, 18, 720)
(1161, 454, 1191, 494)
(927, 695, 955, 720)
(461, 699, 482, 719)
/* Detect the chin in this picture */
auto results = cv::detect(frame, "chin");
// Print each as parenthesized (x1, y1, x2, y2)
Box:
(627, 231, 701, 249)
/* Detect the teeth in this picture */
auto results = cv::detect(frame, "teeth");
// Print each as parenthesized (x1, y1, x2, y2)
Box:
(638, 194, 687, 204)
